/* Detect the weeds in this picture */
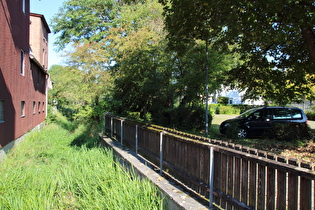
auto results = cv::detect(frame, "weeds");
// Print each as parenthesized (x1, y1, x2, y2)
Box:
(0, 116, 163, 209)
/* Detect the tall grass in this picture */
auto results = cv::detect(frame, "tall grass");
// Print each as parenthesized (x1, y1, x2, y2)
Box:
(0, 114, 163, 209)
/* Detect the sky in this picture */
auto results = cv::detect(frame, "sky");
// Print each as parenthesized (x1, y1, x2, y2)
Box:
(30, 0, 65, 69)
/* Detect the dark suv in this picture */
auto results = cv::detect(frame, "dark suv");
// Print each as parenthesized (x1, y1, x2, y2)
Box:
(219, 107, 308, 138)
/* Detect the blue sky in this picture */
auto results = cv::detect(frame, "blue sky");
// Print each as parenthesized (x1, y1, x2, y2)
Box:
(30, 0, 65, 69)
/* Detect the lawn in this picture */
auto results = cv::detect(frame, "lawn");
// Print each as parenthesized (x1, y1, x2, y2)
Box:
(0, 114, 163, 209)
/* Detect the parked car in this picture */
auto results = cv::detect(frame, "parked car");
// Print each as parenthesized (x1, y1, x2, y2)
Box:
(219, 107, 308, 138)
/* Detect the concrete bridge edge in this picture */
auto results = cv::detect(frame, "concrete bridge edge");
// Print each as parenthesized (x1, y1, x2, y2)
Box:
(98, 133, 210, 210)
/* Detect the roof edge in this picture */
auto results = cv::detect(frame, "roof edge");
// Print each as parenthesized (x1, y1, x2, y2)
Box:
(30, 13, 51, 33)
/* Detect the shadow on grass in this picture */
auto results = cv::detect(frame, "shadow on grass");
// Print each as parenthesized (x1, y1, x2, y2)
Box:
(70, 124, 101, 149)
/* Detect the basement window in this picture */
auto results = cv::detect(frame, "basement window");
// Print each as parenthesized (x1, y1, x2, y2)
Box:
(33, 101, 35, 114)
(21, 101, 25, 118)
(21, 49, 25, 75)
(0, 100, 4, 123)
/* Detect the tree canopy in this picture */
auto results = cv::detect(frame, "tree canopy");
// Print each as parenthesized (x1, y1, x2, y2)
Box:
(50, 0, 235, 129)
(160, 0, 315, 104)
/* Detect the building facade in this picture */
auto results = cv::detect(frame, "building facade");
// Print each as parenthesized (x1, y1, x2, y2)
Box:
(0, 0, 50, 148)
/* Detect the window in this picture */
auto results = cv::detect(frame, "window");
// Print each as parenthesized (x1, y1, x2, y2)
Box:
(33, 101, 35, 114)
(21, 101, 25, 117)
(0, 100, 4, 123)
(38, 102, 40, 114)
(42, 102, 45, 112)
(273, 109, 291, 119)
(21, 49, 25, 75)
(22, 0, 26, 14)
(292, 109, 303, 119)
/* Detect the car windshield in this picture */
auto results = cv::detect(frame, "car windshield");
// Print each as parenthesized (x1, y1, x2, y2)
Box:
(237, 108, 261, 119)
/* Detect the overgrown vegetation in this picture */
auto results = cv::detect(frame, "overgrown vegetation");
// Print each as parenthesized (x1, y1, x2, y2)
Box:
(0, 112, 163, 209)
(48, 0, 237, 133)
(305, 106, 315, 121)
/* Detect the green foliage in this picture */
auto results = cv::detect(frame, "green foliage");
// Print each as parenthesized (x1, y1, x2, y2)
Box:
(159, 106, 212, 132)
(225, 122, 242, 139)
(126, 112, 141, 121)
(50, 0, 238, 134)
(208, 104, 217, 115)
(0, 116, 163, 209)
(273, 123, 312, 141)
(45, 105, 57, 124)
(217, 96, 229, 105)
(161, 0, 315, 105)
(305, 108, 315, 121)
(216, 105, 241, 115)
(232, 105, 260, 114)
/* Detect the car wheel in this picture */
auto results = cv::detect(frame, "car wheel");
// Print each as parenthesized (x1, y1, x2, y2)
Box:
(237, 128, 247, 138)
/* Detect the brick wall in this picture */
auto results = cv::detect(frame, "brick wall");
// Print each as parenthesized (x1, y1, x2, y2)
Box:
(0, 0, 47, 148)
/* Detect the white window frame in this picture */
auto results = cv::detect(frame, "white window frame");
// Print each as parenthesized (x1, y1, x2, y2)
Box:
(0, 100, 4, 123)
(21, 49, 25, 75)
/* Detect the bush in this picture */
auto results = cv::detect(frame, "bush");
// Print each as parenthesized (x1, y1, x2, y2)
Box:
(232, 104, 261, 114)
(208, 104, 217, 115)
(216, 105, 241, 115)
(273, 123, 312, 141)
(225, 122, 242, 139)
(217, 96, 229, 105)
(46, 105, 57, 124)
(126, 112, 141, 121)
(305, 109, 315, 121)
(157, 106, 212, 132)
(173, 106, 212, 132)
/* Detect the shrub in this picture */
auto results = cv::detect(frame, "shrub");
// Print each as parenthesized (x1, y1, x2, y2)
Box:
(216, 105, 241, 115)
(217, 96, 229, 105)
(273, 123, 312, 141)
(46, 105, 57, 124)
(126, 112, 141, 121)
(305, 109, 315, 121)
(208, 104, 217, 115)
(158, 106, 212, 132)
(225, 122, 242, 139)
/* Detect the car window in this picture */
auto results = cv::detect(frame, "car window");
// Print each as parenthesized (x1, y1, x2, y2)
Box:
(292, 109, 303, 119)
(263, 109, 272, 120)
(273, 109, 291, 119)
(252, 111, 261, 119)
(237, 108, 260, 119)
(252, 109, 272, 120)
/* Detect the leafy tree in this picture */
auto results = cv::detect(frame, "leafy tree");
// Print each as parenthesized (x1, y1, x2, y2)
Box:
(50, 0, 233, 130)
(160, 0, 315, 105)
(48, 52, 113, 123)
(107, 1, 173, 122)
(171, 41, 234, 107)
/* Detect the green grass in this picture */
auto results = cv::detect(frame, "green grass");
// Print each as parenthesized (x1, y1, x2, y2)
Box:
(0, 114, 163, 209)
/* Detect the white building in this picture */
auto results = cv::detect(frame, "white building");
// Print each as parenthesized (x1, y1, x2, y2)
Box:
(209, 86, 265, 105)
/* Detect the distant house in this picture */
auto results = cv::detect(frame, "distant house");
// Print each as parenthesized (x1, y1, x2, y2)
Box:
(0, 0, 51, 149)
(209, 86, 265, 105)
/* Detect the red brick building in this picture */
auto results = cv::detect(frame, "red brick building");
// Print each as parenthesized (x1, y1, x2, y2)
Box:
(0, 0, 50, 148)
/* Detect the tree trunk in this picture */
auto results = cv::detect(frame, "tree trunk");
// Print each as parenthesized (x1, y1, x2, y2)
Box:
(301, 26, 315, 69)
